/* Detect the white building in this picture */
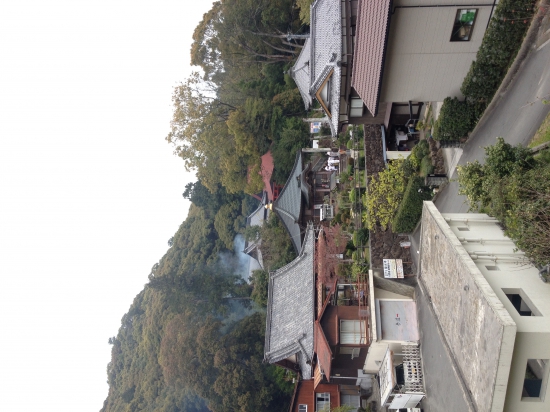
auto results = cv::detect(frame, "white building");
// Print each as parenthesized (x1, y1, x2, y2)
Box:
(420, 201, 550, 412)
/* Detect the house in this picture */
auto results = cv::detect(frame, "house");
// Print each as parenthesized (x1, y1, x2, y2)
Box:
(419, 201, 550, 411)
(291, 0, 494, 137)
(289, 0, 376, 137)
(264, 223, 375, 411)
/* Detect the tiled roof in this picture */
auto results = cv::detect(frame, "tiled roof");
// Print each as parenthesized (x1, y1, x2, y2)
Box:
(351, 0, 391, 116)
(264, 224, 316, 379)
(273, 151, 309, 254)
(311, 0, 342, 135)
(289, 0, 342, 136)
(314, 321, 332, 386)
(290, 39, 313, 109)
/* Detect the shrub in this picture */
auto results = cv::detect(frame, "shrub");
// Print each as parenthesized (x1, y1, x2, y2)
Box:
(353, 228, 370, 247)
(461, 0, 535, 103)
(420, 155, 434, 177)
(433, 97, 481, 141)
(392, 177, 433, 233)
(401, 158, 416, 177)
(408, 140, 430, 170)
(364, 160, 407, 230)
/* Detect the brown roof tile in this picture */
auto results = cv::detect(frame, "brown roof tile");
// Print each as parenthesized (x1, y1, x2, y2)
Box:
(351, 0, 392, 116)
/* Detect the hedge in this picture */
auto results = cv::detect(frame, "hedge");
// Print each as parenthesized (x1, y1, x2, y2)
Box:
(433, 97, 482, 141)
(461, 0, 536, 102)
(392, 177, 433, 233)
(434, 0, 535, 141)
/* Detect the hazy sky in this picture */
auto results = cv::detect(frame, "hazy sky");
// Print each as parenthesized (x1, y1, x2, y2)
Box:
(0, 1, 214, 410)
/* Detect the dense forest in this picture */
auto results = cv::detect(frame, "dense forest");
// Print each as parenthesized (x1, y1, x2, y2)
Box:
(101, 1, 316, 411)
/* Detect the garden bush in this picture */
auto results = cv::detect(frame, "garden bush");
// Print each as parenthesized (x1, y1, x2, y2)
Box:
(461, 0, 535, 103)
(420, 155, 434, 177)
(352, 228, 370, 247)
(433, 97, 481, 141)
(408, 140, 430, 170)
(392, 176, 433, 233)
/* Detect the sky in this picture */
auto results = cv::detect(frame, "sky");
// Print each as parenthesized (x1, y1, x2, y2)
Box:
(0, 1, 214, 410)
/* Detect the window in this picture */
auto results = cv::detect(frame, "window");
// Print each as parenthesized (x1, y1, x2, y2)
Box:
(316, 393, 330, 411)
(486, 265, 500, 271)
(457, 227, 470, 231)
(340, 319, 366, 344)
(522, 359, 549, 400)
(298, 405, 307, 412)
(450, 9, 478, 42)
(341, 394, 361, 408)
(503, 288, 542, 316)
(349, 98, 364, 117)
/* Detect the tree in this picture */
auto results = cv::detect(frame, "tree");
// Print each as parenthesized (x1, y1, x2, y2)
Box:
(249, 269, 269, 307)
(364, 160, 407, 230)
(458, 138, 549, 264)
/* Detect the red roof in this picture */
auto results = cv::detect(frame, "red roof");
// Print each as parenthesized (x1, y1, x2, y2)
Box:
(261, 151, 274, 201)
(351, 0, 392, 116)
(314, 321, 332, 385)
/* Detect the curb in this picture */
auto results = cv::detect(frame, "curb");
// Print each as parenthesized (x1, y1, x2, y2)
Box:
(468, 0, 550, 138)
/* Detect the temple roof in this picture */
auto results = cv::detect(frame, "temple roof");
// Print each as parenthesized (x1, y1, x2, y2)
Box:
(290, 0, 342, 136)
(272, 151, 311, 254)
(264, 223, 316, 379)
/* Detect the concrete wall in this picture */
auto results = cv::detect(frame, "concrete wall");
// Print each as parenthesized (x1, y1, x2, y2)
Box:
(444, 213, 550, 411)
(420, 202, 517, 412)
(381, 0, 493, 103)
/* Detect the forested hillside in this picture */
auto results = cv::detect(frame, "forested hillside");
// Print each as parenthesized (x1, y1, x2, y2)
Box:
(102, 1, 313, 411)
(101, 188, 294, 412)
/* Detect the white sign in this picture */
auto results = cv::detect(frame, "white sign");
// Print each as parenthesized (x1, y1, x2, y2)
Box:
(383, 259, 404, 278)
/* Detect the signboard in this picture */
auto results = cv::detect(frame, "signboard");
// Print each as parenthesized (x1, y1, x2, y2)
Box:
(383, 259, 404, 278)
(310, 121, 322, 133)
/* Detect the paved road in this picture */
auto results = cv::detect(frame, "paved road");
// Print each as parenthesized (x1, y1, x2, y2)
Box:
(412, 24, 550, 411)
(435, 37, 550, 213)
(416, 283, 476, 412)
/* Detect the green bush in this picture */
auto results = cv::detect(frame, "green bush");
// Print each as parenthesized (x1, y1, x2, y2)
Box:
(392, 177, 433, 233)
(461, 0, 535, 103)
(433, 97, 482, 141)
(401, 158, 416, 177)
(352, 228, 370, 247)
(420, 155, 434, 177)
(408, 140, 430, 170)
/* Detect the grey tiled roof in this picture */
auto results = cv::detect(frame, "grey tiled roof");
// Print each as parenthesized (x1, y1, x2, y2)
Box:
(290, 39, 312, 109)
(310, 0, 342, 135)
(273, 152, 309, 254)
(289, 0, 342, 136)
(264, 223, 315, 379)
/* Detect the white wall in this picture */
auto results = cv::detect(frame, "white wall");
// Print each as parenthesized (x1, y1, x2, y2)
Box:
(381, 1, 493, 103)
(444, 213, 550, 411)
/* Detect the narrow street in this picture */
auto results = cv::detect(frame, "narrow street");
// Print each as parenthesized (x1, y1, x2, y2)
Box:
(435, 28, 550, 213)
